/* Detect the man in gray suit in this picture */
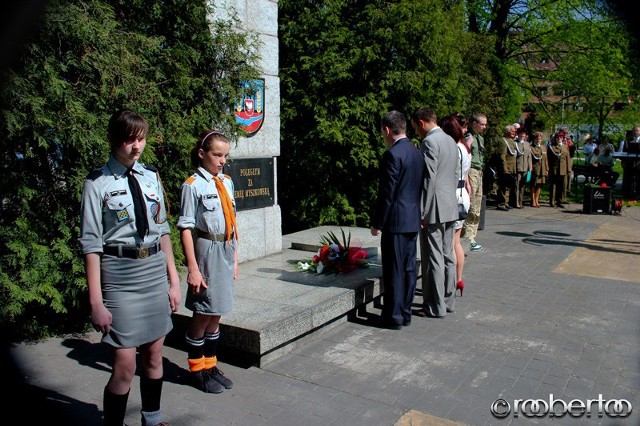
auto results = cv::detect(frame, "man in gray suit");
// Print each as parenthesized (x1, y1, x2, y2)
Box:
(411, 108, 459, 318)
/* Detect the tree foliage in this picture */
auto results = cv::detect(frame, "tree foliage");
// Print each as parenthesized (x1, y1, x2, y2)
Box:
(467, 0, 639, 141)
(0, 0, 260, 342)
(279, 0, 491, 233)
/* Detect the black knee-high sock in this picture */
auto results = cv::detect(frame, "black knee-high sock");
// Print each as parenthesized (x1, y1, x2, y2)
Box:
(140, 375, 163, 413)
(103, 387, 129, 426)
(203, 330, 220, 370)
(186, 333, 205, 372)
(204, 330, 220, 358)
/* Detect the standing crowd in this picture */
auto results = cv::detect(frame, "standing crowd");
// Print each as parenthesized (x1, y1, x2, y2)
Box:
(371, 108, 488, 326)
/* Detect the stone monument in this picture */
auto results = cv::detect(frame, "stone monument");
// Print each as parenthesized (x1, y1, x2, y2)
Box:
(210, 0, 281, 263)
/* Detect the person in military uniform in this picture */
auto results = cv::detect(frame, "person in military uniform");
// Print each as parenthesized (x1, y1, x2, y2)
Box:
(529, 131, 548, 208)
(514, 127, 532, 208)
(547, 130, 572, 208)
(177, 130, 238, 393)
(496, 124, 518, 211)
(462, 113, 487, 252)
(79, 109, 181, 426)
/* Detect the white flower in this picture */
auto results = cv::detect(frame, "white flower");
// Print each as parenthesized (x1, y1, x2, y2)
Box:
(297, 261, 310, 271)
(316, 262, 324, 274)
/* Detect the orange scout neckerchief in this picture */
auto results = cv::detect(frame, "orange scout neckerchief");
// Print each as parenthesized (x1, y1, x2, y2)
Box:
(213, 175, 237, 242)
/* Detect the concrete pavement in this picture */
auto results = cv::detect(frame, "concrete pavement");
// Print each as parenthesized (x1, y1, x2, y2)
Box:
(6, 201, 640, 425)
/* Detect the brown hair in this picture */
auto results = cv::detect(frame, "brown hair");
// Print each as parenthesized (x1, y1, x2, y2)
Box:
(190, 130, 230, 168)
(107, 110, 149, 151)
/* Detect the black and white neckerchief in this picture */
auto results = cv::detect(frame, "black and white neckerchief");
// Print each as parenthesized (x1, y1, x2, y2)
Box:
(503, 138, 517, 156)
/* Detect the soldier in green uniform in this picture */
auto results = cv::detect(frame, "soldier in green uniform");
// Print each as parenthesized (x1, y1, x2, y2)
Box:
(497, 125, 518, 211)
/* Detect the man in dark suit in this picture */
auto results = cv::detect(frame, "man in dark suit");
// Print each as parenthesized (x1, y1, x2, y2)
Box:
(411, 107, 458, 318)
(371, 110, 425, 329)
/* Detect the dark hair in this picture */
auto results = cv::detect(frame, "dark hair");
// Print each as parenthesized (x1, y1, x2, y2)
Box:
(381, 110, 407, 135)
(451, 112, 468, 129)
(107, 109, 149, 151)
(410, 107, 437, 125)
(190, 129, 230, 168)
(438, 114, 464, 144)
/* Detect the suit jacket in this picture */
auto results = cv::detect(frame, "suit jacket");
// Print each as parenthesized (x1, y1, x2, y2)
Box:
(500, 137, 518, 174)
(515, 140, 532, 173)
(547, 143, 572, 176)
(371, 137, 425, 233)
(420, 127, 458, 224)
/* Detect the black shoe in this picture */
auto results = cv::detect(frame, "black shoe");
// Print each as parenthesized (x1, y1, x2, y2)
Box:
(497, 206, 509, 211)
(384, 321, 403, 330)
(403, 319, 411, 327)
(192, 370, 224, 393)
(375, 318, 402, 330)
(207, 367, 234, 389)
(556, 203, 565, 208)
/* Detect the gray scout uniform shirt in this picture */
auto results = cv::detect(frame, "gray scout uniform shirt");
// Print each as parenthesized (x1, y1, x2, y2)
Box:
(177, 166, 236, 315)
(79, 155, 169, 254)
(177, 166, 235, 236)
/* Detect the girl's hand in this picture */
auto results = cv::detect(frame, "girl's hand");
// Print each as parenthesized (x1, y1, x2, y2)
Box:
(187, 269, 207, 295)
(91, 304, 112, 334)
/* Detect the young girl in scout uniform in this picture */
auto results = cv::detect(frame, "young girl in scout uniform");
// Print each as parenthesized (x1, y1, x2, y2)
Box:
(79, 109, 182, 426)
(177, 130, 238, 393)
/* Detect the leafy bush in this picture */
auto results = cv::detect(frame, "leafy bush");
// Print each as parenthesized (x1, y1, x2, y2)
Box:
(0, 0, 260, 342)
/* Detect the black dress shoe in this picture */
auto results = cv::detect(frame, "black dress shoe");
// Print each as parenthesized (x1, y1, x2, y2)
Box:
(403, 319, 411, 327)
(376, 318, 402, 330)
(497, 206, 509, 211)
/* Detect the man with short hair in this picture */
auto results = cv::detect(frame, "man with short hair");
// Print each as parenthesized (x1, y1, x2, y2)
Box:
(497, 125, 518, 211)
(463, 113, 487, 252)
(514, 127, 532, 208)
(411, 107, 458, 318)
(371, 110, 425, 329)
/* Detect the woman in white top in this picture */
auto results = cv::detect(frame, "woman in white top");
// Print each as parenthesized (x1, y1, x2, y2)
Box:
(439, 113, 472, 297)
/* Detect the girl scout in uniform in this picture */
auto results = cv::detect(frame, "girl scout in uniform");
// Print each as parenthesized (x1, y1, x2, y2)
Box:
(79, 109, 181, 426)
(177, 130, 238, 393)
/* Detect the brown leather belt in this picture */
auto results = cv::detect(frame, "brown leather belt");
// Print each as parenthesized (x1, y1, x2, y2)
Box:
(103, 243, 161, 259)
(197, 230, 230, 242)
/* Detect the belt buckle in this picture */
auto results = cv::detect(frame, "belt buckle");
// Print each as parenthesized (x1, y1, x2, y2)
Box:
(138, 247, 149, 259)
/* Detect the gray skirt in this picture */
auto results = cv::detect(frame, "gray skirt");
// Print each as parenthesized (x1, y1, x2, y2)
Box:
(185, 238, 235, 315)
(101, 251, 172, 348)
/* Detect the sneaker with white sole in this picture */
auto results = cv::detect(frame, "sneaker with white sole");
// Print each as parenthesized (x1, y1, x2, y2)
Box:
(470, 242, 483, 252)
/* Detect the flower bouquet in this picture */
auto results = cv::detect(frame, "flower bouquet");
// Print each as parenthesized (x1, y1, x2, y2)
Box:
(296, 229, 369, 275)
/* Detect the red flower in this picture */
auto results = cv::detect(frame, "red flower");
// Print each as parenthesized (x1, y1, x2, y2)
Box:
(347, 247, 368, 264)
(318, 245, 331, 262)
(600, 183, 607, 188)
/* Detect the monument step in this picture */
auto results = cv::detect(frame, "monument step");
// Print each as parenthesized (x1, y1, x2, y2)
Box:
(167, 226, 383, 367)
